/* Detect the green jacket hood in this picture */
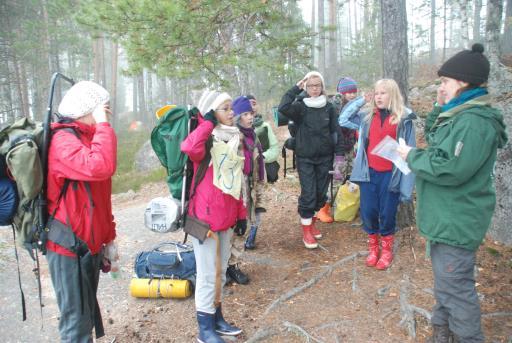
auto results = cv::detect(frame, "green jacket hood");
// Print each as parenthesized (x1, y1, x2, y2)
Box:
(439, 94, 508, 148)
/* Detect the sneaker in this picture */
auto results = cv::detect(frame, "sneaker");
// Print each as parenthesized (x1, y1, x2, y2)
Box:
(226, 264, 249, 285)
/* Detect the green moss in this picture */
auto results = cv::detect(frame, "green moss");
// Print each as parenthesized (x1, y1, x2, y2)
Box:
(485, 247, 500, 257)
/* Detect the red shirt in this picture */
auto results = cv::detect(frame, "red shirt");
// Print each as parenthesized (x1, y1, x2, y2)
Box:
(367, 110, 398, 172)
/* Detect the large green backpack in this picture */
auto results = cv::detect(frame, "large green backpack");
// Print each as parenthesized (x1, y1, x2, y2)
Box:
(151, 106, 201, 200)
(0, 73, 76, 322)
(0, 117, 45, 250)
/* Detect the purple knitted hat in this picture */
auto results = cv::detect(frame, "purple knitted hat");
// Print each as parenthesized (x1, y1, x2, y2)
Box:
(232, 96, 253, 116)
(336, 77, 358, 94)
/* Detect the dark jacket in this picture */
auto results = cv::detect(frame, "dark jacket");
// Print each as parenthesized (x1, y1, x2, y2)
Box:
(278, 86, 342, 158)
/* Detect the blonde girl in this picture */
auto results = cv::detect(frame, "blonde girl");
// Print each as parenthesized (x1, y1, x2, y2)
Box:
(340, 79, 416, 270)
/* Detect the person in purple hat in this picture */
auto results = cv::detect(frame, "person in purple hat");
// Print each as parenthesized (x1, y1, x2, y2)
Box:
(224, 96, 265, 285)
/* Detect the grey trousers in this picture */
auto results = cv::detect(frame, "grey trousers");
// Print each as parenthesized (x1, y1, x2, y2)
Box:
(430, 242, 485, 342)
(47, 250, 102, 343)
(191, 229, 233, 313)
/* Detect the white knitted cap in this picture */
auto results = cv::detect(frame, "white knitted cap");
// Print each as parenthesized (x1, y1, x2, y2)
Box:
(304, 71, 325, 91)
(58, 81, 110, 119)
(197, 90, 232, 115)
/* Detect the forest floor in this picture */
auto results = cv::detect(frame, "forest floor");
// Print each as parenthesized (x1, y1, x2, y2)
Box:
(1, 173, 511, 343)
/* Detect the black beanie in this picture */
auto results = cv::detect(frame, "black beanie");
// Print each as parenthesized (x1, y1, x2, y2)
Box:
(438, 43, 490, 85)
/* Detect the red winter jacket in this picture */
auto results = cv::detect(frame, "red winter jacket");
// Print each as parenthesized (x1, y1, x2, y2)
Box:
(181, 120, 246, 231)
(46, 121, 117, 257)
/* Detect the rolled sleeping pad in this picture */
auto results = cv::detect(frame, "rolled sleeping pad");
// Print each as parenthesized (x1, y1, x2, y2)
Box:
(130, 278, 192, 299)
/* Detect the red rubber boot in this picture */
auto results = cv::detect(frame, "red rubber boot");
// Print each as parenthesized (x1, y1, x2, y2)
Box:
(366, 234, 380, 267)
(376, 235, 394, 270)
(302, 224, 318, 249)
(310, 217, 322, 239)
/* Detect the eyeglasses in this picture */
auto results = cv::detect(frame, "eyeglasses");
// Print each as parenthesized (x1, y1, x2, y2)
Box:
(307, 84, 322, 89)
(216, 108, 232, 113)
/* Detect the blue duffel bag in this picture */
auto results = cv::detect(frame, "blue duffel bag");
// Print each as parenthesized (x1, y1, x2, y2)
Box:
(134, 241, 196, 286)
(0, 178, 18, 226)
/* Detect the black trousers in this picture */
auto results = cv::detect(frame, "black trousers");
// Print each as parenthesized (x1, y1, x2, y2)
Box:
(296, 155, 332, 219)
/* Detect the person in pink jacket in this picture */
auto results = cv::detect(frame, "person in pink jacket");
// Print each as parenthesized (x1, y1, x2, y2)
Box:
(181, 90, 247, 343)
(46, 81, 117, 342)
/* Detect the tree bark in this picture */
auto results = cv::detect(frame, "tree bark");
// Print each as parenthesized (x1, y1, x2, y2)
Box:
(442, 0, 447, 62)
(430, 0, 436, 63)
(455, 0, 470, 48)
(486, 0, 503, 83)
(311, 0, 316, 67)
(327, 0, 338, 88)
(380, 0, 409, 104)
(318, 0, 325, 75)
(473, 0, 482, 43)
(93, 36, 106, 86)
(137, 72, 146, 121)
(132, 76, 138, 115)
(110, 42, 118, 130)
(502, 0, 512, 54)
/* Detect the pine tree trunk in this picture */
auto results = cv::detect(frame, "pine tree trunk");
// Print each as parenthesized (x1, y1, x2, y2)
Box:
(380, 0, 409, 104)
(327, 0, 338, 88)
(110, 42, 118, 130)
(311, 0, 316, 67)
(502, 0, 512, 54)
(318, 0, 325, 75)
(456, 0, 470, 49)
(473, 0, 482, 43)
(486, 0, 503, 83)
(137, 73, 146, 121)
(132, 76, 138, 115)
(430, 0, 436, 63)
(442, 0, 447, 62)
(19, 62, 30, 118)
(157, 78, 168, 105)
(93, 36, 106, 86)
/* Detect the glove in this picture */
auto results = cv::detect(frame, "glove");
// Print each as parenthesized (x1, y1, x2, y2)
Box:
(333, 155, 346, 181)
(234, 219, 247, 236)
(203, 109, 218, 125)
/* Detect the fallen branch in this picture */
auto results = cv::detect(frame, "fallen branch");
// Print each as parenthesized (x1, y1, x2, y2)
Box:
(482, 312, 512, 318)
(245, 327, 280, 343)
(398, 274, 416, 339)
(283, 321, 325, 343)
(351, 258, 357, 292)
(264, 251, 367, 315)
(409, 305, 432, 321)
(408, 226, 417, 262)
(315, 320, 353, 331)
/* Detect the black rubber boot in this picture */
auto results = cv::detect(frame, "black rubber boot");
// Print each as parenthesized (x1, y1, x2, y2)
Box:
(214, 304, 242, 336)
(196, 311, 224, 343)
(426, 324, 453, 343)
(226, 264, 249, 285)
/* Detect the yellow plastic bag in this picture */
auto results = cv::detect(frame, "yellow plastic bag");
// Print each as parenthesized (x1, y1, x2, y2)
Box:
(334, 181, 360, 222)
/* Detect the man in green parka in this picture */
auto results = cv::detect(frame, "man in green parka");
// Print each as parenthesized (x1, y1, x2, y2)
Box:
(398, 44, 508, 343)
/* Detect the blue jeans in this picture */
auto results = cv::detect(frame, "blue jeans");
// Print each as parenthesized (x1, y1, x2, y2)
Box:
(358, 168, 399, 236)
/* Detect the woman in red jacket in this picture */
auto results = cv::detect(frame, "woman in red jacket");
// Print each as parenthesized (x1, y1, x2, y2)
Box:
(46, 81, 117, 342)
(181, 90, 247, 343)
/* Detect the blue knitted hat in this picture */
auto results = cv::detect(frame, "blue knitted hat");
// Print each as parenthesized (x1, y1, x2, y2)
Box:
(232, 96, 253, 116)
(336, 77, 357, 94)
